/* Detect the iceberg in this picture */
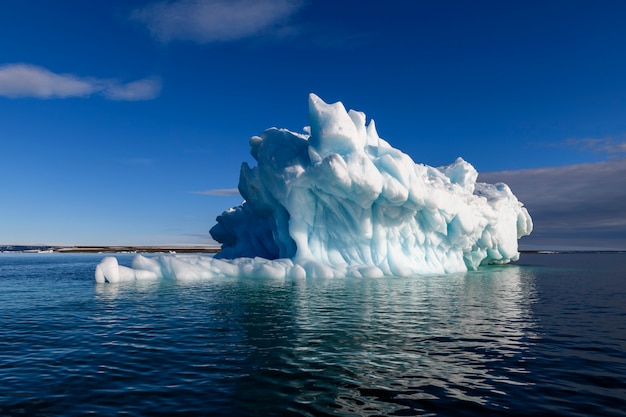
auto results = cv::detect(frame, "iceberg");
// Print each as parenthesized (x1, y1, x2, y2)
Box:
(95, 94, 532, 282)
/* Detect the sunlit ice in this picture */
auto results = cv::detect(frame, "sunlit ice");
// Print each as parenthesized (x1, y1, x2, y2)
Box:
(96, 94, 532, 282)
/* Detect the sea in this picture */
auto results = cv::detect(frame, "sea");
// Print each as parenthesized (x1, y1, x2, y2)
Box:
(0, 252, 624, 417)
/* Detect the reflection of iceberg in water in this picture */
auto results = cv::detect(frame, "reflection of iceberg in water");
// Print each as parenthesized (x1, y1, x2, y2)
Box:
(286, 267, 537, 414)
(229, 265, 538, 415)
(95, 94, 532, 282)
(91, 258, 538, 414)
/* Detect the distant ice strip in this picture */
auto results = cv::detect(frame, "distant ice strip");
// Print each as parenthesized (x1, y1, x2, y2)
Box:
(95, 94, 532, 282)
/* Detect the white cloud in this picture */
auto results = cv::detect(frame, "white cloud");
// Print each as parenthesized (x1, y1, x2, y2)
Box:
(0, 63, 161, 101)
(103, 78, 162, 101)
(479, 158, 626, 249)
(131, 0, 303, 43)
(192, 188, 240, 196)
(0, 64, 97, 98)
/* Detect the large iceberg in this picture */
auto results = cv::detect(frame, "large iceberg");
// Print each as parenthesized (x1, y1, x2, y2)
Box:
(95, 94, 532, 282)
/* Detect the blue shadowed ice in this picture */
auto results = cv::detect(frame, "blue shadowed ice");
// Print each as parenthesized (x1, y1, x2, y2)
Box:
(95, 94, 532, 282)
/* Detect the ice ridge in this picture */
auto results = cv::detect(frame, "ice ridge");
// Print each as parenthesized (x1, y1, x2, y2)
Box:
(95, 94, 532, 282)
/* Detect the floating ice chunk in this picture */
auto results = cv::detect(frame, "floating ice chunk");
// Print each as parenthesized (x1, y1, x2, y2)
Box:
(95, 94, 532, 282)
(95, 256, 156, 283)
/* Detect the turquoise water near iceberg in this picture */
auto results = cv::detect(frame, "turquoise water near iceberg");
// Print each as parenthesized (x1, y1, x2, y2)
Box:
(1, 252, 625, 416)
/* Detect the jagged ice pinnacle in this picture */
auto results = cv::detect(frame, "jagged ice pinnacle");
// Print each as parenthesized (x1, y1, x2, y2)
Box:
(95, 94, 532, 282)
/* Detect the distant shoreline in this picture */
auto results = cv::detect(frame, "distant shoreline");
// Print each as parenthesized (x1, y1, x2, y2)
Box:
(0, 245, 221, 254)
(1, 245, 624, 255)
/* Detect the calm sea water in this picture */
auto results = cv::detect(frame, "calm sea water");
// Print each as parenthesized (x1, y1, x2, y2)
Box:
(0, 252, 625, 416)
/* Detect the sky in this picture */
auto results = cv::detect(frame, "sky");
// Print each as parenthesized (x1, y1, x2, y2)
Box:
(1, 0, 625, 250)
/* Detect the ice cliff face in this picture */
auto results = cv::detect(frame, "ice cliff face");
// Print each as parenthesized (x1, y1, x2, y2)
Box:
(210, 94, 532, 275)
(95, 94, 532, 282)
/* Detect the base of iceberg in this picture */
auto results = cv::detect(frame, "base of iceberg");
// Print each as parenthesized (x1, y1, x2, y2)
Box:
(96, 94, 532, 282)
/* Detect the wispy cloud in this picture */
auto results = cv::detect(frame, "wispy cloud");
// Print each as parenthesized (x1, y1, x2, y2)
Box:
(192, 188, 240, 196)
(0, 63, 161, 100)
(0, 64, 96, 98)
(561, 136, 626, 156)
(102, 77, 161, 101)
(131, 0, 304, 43)
(541, 135, 626, 157)
(479, 158, 626, 249)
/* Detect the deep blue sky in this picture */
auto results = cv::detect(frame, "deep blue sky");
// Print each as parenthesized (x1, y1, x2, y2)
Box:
(1, 0, 625, 248)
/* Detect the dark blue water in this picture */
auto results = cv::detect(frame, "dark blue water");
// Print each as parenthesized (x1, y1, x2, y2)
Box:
(1, 252, 625, 416)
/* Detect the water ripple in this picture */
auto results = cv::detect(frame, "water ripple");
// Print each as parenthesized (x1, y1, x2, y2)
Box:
(1, 253, 625, 416)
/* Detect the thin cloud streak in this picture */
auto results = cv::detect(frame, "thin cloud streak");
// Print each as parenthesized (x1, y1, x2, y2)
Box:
(542, 135, 626, 157)
(102, 77, 161, 101)
(479, 158, 626, 249)
(131, 0, 304, 43)
(0, 63, 161, 100)
(192, 188, 240, 196)
(562, 136, 626, 156)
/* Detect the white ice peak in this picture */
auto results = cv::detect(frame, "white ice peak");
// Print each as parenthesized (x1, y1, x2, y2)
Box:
(96, 94, 532, 282)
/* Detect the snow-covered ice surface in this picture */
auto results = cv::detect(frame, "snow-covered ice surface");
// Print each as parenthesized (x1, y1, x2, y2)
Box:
(95, 94, 532, 282)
